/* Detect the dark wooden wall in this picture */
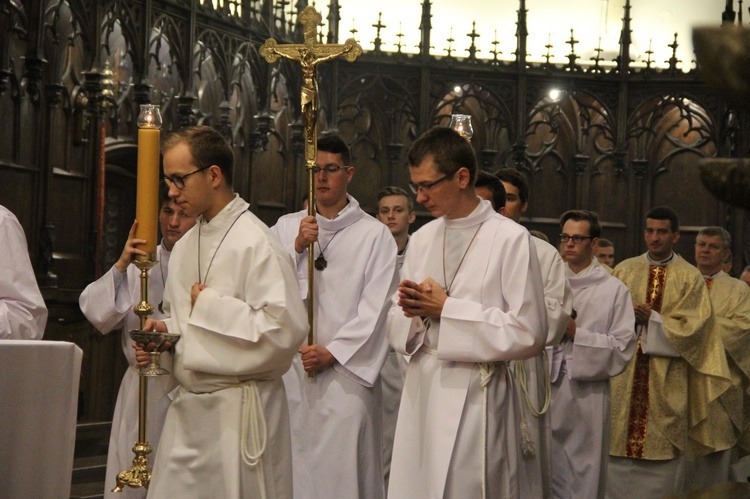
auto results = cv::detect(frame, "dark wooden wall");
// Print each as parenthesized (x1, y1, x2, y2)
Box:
(0, 0, 746, 421)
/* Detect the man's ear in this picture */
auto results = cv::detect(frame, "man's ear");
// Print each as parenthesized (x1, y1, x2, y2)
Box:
(408, 211, 416, 224)
(208, 165, 223, 187)
(456, 167, 471, 189)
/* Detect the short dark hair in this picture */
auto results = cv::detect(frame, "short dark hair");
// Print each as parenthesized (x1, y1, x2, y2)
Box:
(646, 206, 679, 232)
(406, 127, 477, 185)
(318, 133, 351, 165)
(377, 186, 414, 212)
(597, 238, 614, 248)
(494, 168, 529, 205)
(697, 226, 731, 249)
(560, 209, 602, 238)
(163, 126, 234, 186)
(474, 170, 506, 211)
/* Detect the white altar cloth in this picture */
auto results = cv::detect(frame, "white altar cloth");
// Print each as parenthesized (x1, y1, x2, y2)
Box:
(0, 340, 82, 498)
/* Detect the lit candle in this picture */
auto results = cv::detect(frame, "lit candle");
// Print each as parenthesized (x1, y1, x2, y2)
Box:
(449, 114, 474, 141)
(135, 104, 162, 259)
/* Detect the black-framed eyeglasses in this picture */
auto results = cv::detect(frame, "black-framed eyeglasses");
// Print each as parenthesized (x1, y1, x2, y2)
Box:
(311, 165, 351, 174)
(559, 234, 593, 244)
(408, 174, 452, 195)
(163, 165, 211, 189)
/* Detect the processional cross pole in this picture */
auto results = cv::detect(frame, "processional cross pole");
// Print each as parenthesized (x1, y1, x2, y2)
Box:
(260, 6, 361, 351)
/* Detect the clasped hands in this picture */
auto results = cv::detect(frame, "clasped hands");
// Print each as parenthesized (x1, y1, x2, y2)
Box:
(397, 277, 447, 319)
(634, 303, 652, 326)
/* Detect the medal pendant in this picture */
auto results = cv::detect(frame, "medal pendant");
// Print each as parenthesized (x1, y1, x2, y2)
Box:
(315, 254, 327, 271)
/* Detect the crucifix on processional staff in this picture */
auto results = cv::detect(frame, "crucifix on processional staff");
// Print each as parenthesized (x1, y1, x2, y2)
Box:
(260, 6, 362, 353)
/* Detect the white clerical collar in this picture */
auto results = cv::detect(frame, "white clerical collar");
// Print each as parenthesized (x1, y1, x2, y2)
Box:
(316, 194, 363, 232)
(645, 252, 676, 266)
(318, 197, 351, 221)
(567, 261, 609, 289)
(566, 260, 596, 278)
(198, 193, 245, 227)
(444, 198, 494, 229)
(702, 270, 724, 280)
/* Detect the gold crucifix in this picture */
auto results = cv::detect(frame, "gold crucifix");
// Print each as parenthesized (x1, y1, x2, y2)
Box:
(260, 7, 362, 352)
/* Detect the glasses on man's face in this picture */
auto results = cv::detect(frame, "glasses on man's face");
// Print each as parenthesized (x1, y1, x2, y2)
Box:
(163, 165, 211, 190)
(408, 174, 452, 195)
(559, 234, 593, 244)
(311, 165, 350, 175)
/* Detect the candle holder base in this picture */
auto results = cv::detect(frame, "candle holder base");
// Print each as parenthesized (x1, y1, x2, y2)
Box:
(129, 330, 181, 376)
(112, 441, 152, 492)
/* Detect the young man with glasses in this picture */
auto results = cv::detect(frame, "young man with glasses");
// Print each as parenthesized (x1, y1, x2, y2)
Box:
(271, 134, 398, 499)
(550, 210, 635, 498)
(140, 125, 308, 498)
(607, 207, 731, 497)
(386, 127, 547, 498)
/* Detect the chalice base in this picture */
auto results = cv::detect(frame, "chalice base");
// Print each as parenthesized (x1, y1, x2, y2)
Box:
(129, 330, 181, 376)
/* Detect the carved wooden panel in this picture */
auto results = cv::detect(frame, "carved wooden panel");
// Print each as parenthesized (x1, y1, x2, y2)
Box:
(1, 0, 744, 424)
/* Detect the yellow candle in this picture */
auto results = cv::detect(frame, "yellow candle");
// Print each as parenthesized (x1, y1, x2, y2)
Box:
(135, 127, 160, 256)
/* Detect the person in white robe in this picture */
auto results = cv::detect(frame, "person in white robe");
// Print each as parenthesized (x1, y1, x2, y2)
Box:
(387, 127, 547, 499)
(375, 186, 415, 492)
(0, 205, 47, 339)
(479, 169, 573, 497)
(550, 210, 635, 498)
(140, 126, 308, 499)
(79, 188, 196, 498)
(271, 134, 398, 499)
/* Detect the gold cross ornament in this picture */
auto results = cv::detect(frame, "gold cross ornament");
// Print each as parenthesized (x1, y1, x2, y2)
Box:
(260, 7, 362, 352)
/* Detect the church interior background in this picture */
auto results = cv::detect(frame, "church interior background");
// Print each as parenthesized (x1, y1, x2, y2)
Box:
(1, 0, 748, 457)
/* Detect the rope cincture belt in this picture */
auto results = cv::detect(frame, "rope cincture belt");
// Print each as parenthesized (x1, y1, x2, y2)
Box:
(513, 349, 552, 458)
(241, 381, 268, 499)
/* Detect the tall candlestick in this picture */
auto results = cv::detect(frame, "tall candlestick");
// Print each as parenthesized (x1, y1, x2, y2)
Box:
(135, 105, 162, 259)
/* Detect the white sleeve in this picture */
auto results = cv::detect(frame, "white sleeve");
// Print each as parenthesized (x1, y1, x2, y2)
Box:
(184, 237, 309, 377)
(326, 231, 398, 387)
(79, 266, 133, 334)
(540, 247, 573, 347)
(568, 284, 637, 380)
(387, 258, 428, 356)
(0, 212, 47, 339)
(438, 231, 547, 362)
(640, 310, 680, 357)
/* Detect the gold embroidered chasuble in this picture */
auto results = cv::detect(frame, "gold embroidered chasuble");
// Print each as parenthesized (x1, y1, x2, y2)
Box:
(610, 255, 731, 460)
(702, 273, 750, 455)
